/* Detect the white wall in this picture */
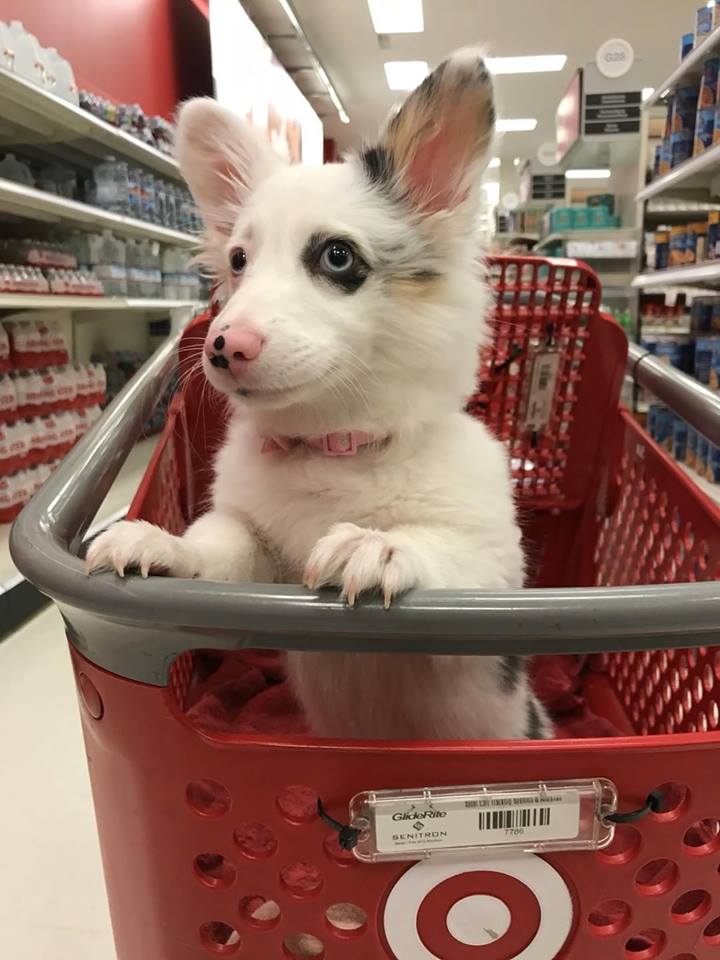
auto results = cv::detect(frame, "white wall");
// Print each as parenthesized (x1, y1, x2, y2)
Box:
(209, 0, 324, 167)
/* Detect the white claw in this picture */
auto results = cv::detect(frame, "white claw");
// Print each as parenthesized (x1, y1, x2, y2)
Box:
(111, 549, 125, 578)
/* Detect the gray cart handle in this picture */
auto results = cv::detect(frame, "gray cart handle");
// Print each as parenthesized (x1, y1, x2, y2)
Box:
(10, 331, 720, 678)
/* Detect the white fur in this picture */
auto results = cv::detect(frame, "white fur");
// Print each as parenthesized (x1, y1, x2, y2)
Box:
(87, 50, 551, 741)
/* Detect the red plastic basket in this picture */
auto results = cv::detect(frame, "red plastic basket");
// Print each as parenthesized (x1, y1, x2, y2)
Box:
(66, 257, 720, 960)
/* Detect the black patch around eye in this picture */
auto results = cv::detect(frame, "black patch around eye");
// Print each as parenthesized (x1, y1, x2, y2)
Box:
(301, 232, 370, 294)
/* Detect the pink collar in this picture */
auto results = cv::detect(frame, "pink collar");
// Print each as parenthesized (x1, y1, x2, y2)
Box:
(260, 430, 380, 457)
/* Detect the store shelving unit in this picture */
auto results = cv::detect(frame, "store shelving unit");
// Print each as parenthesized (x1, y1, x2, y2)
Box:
(0, 293, 203, 312)
(0, 68, 201, 620)
(0, 436, 159, 635)
(631, 25, 720, 506)
(644, 25, 720, 111)
(0, 177, 196, 246)
(678, 460, 720, 507)
(535, 228, 639, 255)
(644, 200, 720, 226)
(637, 144, 720, 203)
(0, 67, 181, 180)
(633, 262, 720, 289)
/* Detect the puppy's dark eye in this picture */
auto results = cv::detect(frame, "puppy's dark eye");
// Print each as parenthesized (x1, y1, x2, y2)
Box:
(229, 247, 247, 275)
(319, 241, 355, 275)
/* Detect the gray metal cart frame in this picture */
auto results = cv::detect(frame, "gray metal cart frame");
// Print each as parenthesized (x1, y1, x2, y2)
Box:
(10, 336, 720, 686)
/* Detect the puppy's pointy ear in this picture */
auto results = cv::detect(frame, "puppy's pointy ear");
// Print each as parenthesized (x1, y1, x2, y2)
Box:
(175, 98, 282, 239)
(365, 49, 495, 213)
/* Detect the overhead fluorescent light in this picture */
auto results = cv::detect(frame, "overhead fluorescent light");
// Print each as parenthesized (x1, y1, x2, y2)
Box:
(367, 0, 424, 33)
(274, 0, 351, 126)
(276, 0, 302, 32)
(642, 87, 655, 102)
(513, 157, 521, 166)
(565, 168, 611, 179)
(486, 54, 567, 75)
(496, 118, 538, 132)
(315, 63, 351, 123)
(384, 60, 429, 91)
(488, 157, 501, 168)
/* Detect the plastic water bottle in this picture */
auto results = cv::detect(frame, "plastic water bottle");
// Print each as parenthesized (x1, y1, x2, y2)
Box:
(128, 167, 142, 221)
(0, 153, 35, 187)
(126, 239, 142, 297)
(93, 156, 129, 215)
(95, 230, 127, 296)
(141, 172, 157, 223)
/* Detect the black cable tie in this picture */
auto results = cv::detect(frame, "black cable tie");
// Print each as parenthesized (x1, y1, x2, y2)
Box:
(493, 342, 524, 374)
(606, 789, 665, 824)
(317, 799, 361, 851)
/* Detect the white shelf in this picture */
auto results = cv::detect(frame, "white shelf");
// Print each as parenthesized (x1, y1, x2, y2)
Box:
(0, 436, 158, 592)
(641, 325, 692, 335)
(0, 178, 196, 247)
(645, 201, 720, 226)
(535, 229, 638, 253)
(637, 143, 720, 202)
(633, 261, 720, 289)
(677, 460, 720, 507)
(0, 67, 181, 180)
(495, 232, 540, 242)
(644, 26, 720, 110)
(0, 293, 203, 312)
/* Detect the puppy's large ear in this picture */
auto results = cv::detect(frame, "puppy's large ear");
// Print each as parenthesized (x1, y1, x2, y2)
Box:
(175, 98, 282, 238)
(366, 49, 495, 213)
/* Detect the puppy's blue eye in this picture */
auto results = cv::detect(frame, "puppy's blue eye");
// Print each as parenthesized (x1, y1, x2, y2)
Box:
(230, 247, 247, 274)
(320, 241, 355, 274)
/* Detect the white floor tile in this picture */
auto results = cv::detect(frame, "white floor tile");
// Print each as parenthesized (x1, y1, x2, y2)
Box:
(0, 607, 115, 960)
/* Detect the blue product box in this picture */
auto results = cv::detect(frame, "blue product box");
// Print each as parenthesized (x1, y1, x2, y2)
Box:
(671, 85, 700, 167)
(550, 207, 574, 231)
(672, 418, 688, 461)
(691, 297, 714, 333)
(655, 337, 693, 373)
(696, 433, 710, 474)
(708, 443, 720, 482)
(647, 403, 660, 438)
(572, 207, 592, 229)
(694, 337, 720, 388)
(655, 407, 674, 450)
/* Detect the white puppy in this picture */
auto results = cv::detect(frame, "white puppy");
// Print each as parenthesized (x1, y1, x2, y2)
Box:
(87, 49, 552, 742)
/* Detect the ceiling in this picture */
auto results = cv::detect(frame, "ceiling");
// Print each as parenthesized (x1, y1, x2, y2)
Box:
(242, 0, 702, 164)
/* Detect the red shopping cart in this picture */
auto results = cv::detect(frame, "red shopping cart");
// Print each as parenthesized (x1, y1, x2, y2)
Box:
(11, 256, 720, 960)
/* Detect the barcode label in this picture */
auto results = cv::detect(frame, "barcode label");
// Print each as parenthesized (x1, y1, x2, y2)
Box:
(479, 807, 551, 831)
(373, 789, 581, 855)
(524, 349, 561, 432)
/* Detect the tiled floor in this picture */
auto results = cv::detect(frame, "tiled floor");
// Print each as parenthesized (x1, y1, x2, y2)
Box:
(0, 606, 115, 959)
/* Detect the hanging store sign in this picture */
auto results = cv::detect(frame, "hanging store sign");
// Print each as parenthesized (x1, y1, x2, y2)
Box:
(584, 91, 641, 135)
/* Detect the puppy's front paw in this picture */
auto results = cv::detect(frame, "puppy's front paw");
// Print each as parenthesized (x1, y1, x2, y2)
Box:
(85, 520, 201, 579)
(304, 523, 423, 607)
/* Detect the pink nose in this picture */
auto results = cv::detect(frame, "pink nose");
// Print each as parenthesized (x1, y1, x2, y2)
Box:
(206, 327, 265, 374)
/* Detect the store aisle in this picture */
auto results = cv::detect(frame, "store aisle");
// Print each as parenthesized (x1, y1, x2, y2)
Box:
(0, 607, 115, 960)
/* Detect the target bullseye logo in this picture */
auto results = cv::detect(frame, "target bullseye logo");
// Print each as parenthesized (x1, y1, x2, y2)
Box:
(383, 853, 573, 960)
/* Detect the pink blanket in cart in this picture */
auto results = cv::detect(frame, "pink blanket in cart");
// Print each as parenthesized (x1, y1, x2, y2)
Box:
(182, 652, 623, 739)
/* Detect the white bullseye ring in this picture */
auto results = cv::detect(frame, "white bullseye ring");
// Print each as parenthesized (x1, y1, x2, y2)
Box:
(383, 853, 573, 960)
(447, 895, 512, 945)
